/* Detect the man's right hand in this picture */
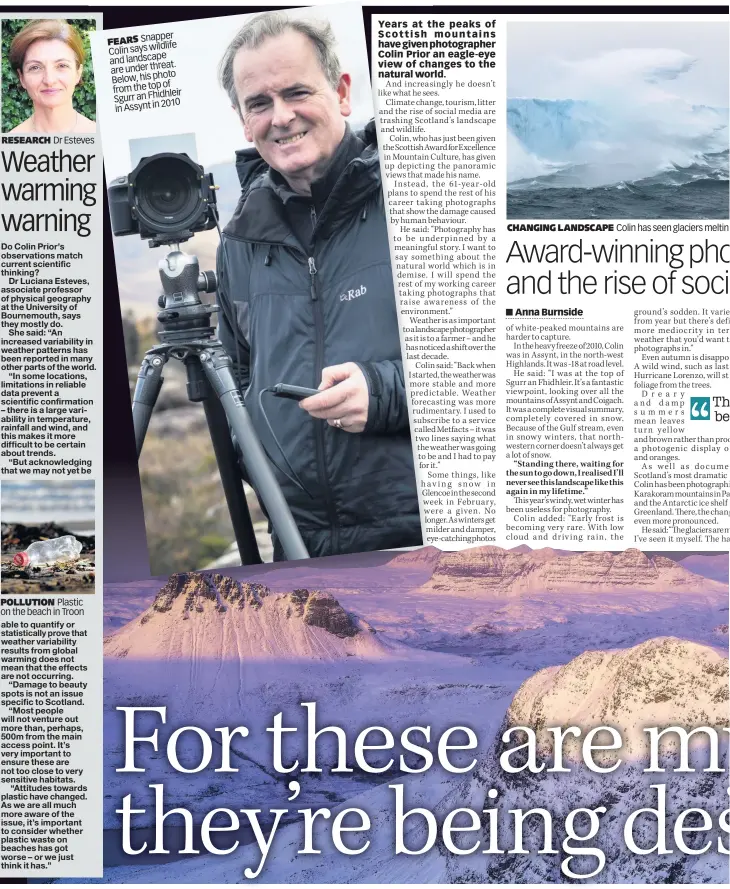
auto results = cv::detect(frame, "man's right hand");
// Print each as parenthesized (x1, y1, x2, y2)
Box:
(299, 362, 369, 433)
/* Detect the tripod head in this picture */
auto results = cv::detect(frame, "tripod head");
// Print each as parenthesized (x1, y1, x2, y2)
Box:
(156, 248, 218, 343)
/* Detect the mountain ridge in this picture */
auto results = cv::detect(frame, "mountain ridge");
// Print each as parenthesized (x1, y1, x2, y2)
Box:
(411, 546, 724, 596)
(103, 572, 389, 661)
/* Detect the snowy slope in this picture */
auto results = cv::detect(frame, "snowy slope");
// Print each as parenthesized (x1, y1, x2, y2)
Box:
(679, 553, 729, 583)
(90, 638, 728, 884)
(101, 573, 516, 836)
(93, 552, 727, 883)
(444, 637, 729, 883)
(419, 546, 725, 597)
(104, 573, 389, 661)
(499, 636, 727, 760)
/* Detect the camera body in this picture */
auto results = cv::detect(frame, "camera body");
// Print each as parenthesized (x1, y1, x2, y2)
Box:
(108, 152, 217, 244)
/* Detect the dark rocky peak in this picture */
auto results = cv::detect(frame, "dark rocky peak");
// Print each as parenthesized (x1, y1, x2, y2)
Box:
(219, 577, 269, 610)
(285, 588, 361, 638)
(153, 573, 205, 612)
(147, 576, 361, 639)
(152, 572, 271, 617)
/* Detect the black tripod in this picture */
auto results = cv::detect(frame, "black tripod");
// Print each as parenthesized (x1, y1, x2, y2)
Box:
(131, 245, 309, 564)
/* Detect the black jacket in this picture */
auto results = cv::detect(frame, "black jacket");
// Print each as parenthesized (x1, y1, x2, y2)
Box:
(217, 123, 422, 559)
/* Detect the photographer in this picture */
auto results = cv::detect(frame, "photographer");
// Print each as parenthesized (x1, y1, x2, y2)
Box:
(216, 12, 422, 559)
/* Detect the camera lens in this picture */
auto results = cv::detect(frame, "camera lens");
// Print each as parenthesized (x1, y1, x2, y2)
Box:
(133, 155, 205, 233)
(110, 152, 217, 243)
(149, 176, 188, 214)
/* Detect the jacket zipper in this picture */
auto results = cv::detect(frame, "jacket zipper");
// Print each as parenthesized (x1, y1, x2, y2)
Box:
(308, 250, 340, 553)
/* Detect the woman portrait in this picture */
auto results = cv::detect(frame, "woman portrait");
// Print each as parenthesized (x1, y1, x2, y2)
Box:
(3, 18, 96, 134)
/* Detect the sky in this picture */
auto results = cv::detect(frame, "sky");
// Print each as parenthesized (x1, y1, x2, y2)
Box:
(508, 21, 729, 107)
(92, 3, 374, 179)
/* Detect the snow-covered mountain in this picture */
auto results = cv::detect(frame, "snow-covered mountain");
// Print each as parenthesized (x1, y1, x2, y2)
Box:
(387, 545, 442, 569)
(419, 546, 725, 597)
(496, 636, 727, 761)
(94, 637, 728, 884)
(253, 638, 729, 884)
(440, 637, 729, 883)
(101, 572, 514, 839)
(104, 572, 388, 661)
(679, 553, 729, 583)
(95, 550, 727, 883)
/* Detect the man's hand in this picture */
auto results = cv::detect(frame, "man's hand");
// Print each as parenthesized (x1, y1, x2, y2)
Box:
(299, 362, 369, 433)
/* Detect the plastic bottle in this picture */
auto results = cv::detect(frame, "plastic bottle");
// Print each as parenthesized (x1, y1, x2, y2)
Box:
(12, 535, 83, 569)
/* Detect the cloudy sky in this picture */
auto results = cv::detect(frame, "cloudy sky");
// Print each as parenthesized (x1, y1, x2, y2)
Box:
(508, 20, 729, 107)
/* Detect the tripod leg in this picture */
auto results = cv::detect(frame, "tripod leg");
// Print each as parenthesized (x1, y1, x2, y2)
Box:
(132, 353, 167, 457)
(200, 387, 263, 566)
(199, 349, 310, 561)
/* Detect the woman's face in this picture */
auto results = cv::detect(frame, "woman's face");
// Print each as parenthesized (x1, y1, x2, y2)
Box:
(18, 38, 82, 111)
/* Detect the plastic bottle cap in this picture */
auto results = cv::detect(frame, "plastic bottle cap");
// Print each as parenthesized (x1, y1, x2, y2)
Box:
(13, 552, 30, 568)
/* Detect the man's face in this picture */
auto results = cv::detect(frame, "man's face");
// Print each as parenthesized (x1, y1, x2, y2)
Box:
(233, 30, 351, 193)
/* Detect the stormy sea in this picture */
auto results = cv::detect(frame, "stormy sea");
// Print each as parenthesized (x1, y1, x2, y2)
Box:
(507, 49, 729, 220)
(508, 149, 729, 219)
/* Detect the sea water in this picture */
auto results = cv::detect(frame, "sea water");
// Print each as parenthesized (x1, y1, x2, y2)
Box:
(507, 49, 729, 219)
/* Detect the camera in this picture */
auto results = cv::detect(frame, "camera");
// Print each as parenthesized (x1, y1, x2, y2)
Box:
(108, 152, 217, 244)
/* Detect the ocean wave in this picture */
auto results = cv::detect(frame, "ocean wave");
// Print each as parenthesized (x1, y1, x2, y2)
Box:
(507, 170, 728, 221)
(509, 149, 729, 192)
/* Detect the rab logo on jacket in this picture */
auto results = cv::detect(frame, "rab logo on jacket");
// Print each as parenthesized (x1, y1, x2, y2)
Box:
(339, 285, 367, 302)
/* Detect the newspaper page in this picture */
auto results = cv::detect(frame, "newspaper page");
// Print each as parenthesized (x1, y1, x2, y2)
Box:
(0, 1, 728, 885)
(0, 10, 102, 880)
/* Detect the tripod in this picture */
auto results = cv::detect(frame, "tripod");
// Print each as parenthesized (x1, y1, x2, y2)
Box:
(131, 245, 309, 564)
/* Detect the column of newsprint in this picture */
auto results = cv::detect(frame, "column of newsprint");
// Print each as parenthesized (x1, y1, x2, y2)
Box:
(0, 12, 102, 878)
(374, 14, 501, 547)
(374, 12, 730, 553)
